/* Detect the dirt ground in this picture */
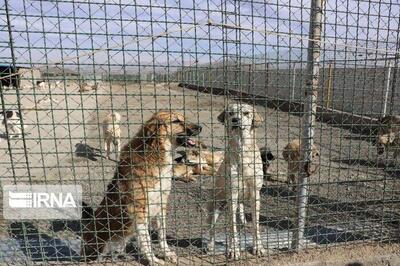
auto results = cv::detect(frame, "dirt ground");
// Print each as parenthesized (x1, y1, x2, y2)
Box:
(0, 82, 398, 264)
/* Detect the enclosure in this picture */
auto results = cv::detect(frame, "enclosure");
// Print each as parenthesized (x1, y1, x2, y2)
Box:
(0, 0, 399, 265)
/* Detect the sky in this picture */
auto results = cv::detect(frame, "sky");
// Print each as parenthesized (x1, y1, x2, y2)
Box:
(0, 0, 398, 74)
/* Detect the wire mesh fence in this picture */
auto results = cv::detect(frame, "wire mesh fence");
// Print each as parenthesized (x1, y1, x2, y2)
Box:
(0, 0, 399, 264)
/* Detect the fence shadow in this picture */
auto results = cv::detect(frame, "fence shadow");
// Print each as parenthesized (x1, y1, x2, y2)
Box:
(332, 158, 386, 168)
(261, 183, 400, 228)
(11, 221, 205, 262)
(305, 225, 366, 244)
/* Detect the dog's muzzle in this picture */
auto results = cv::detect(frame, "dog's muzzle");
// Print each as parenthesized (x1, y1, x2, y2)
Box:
(230, 118, 241, 130)
(176, 123, 202, 148)
(377, 145, 385, 155)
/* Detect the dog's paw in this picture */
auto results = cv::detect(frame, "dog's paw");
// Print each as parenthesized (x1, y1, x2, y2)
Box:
(147, 256, 165, 266)
(227, 247, 241, 260)
(164, 251, 177, 264)
(207, 241, 215, 253)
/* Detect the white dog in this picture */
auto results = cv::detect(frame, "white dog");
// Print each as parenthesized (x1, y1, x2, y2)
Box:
(207, 103, 266, 259)
(0, 110, 25, 139)
(102, 112, 121, 159)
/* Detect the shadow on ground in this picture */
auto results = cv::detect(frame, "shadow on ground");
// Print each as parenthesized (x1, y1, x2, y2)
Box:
(333, 158, 399, 178)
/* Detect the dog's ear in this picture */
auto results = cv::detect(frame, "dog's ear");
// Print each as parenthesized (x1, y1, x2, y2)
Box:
(217, 110, 226, 124)
(144, 118, 166, 137)
(252, 111, 263, 128)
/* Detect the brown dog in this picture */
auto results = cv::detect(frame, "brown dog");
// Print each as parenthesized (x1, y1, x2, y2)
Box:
(81, 111, 201, 264)
(282, 139, 320, 185)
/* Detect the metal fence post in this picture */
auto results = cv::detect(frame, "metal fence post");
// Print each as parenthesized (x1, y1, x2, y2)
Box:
(382, 62, 392, 116)
(291, 62, 297, 100)
(325, 63, 333, 108)
(292, 0, 325, 250)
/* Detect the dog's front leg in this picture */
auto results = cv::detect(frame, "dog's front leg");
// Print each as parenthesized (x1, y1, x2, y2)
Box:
(115, 139, 121, 160)
(156, 209, 177, 263)
(228, 166, 240, 260)
(104, 140, 110, 159)
(251, 189, 266, 256)
(238, 203, 246, 226)
(206, 201, 221, 253)
(136, 222, 164, 265)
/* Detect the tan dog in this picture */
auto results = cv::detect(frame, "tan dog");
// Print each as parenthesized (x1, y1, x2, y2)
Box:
(377, 133, 400, 160)
(178, 147, 224, 175)
(282, 139, 320, 185)
(376, 115, 400, 160)
(81, 111, 202, 264)
(207, 103, 266, 259)
(102, 112, 121, 159)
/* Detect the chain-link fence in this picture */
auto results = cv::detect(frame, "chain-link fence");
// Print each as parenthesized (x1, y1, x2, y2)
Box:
(0, 0, 399, 265)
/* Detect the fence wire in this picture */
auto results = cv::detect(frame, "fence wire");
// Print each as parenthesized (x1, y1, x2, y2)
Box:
(0, 0, 399, 265)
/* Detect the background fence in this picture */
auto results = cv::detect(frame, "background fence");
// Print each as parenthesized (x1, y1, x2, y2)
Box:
(0, 0, 399, 265)
(178, 59, 400, 117)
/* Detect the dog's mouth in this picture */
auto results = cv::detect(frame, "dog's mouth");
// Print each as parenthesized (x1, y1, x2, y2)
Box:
(377, 146, 385, 155)
(231, 124, 240, 130)
(176, 135, 197, 148)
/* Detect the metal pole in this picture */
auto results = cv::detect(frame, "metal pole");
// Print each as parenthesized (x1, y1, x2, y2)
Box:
(3, 0, 32, 182)
(325, 63, 333, 108)
(292, 0, 325, 250)
(382, 62, 392, 116)
(248, 64, 252, 93)
(291, 62, 297, 100)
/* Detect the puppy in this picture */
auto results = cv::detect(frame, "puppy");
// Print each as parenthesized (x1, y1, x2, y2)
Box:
(102, 112, 121, 159)
(260, 146, 275, 181)
(81, 111, 201, 264)
(0, 110, 26, 139)
(376, 115, 400, 160)
(207, 103, 266, 259)
(282, 139, 320, 185)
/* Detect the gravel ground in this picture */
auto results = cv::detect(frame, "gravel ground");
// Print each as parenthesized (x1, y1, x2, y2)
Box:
(0, 82, 398, 264)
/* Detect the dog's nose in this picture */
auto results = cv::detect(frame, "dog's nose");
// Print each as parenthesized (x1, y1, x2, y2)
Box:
(232, 118, 239, 124)
(193, 124, 202, 133)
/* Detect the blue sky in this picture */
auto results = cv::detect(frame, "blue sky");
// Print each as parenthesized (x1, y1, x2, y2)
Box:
(0, 0, 398, 73)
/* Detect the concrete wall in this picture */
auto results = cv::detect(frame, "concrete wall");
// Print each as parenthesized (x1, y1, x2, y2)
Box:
(180, 65, 400, 117)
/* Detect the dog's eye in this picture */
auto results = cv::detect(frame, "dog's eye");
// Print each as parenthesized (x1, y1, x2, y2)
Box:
(172, 119, 181, 124)
(228, 112, 234, 116)
(243, 111, 250, 116)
